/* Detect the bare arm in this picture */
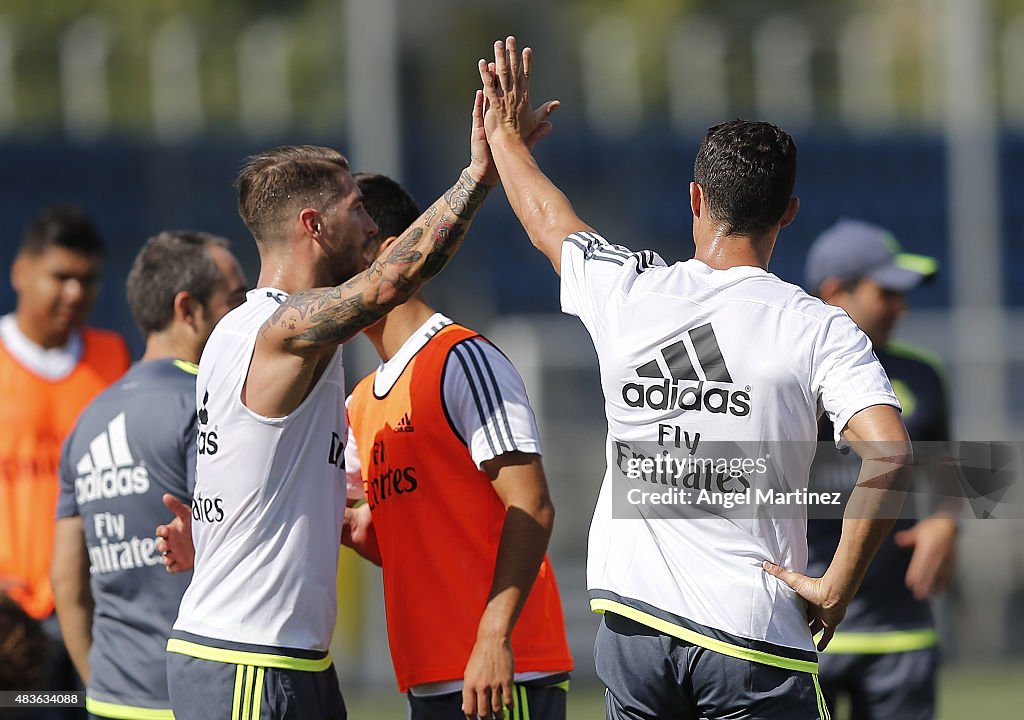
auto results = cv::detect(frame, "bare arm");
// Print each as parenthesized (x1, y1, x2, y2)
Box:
(462, 451, 554, 719)
(340, 503, 381, 566)
(478, 37, 580, 274)
(764, 403, 912, 650)
(51, 517, 93, 683)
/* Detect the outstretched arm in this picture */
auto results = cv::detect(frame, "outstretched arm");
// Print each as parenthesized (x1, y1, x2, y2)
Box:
(764, 404, 912, 650)
(478, 37, 582, 274)
(248, 93, 497, 417)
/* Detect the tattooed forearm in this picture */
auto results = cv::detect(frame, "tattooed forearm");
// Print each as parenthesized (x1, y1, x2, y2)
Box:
(294, 294, 384, 346)
(421, 252, 449, 279)
(443, 170, 491, 219)
(386, 228, 424, 264)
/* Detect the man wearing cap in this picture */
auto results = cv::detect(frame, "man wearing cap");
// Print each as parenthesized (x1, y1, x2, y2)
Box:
(805, 218, 955, 720)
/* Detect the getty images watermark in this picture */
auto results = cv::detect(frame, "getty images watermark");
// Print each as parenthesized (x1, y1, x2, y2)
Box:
(609, 439, 1024, 521)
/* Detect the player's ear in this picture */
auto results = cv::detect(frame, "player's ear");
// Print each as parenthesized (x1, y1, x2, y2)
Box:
(779, 197, 800, 229)
(172, 290, 200, 329)
(689, 182, 702, 218)
(817, 277, 845, 303)
(376, 236, 401, 257)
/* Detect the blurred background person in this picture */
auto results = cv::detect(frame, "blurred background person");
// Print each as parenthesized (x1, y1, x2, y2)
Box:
(51, 231, 246, 720)
(1, 206, 131, 717)
(805, 219, 956, 720)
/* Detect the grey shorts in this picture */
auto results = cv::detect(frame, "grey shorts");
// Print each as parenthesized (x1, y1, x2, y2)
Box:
(596, 612, 828, 720)
(406, 674, 569, 720)
(818, 646, 938, 720)
(166, 652, 345, 720)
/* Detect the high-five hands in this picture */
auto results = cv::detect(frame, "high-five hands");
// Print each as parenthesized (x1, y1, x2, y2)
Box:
(477, 36, 560, 152)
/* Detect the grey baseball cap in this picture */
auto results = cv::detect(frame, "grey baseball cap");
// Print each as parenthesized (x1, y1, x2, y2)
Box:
(805, 219, 938, 294)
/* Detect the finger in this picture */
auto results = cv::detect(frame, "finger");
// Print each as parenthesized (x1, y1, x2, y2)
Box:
(479, 59, 500, 104)
(502, 680, 514, 713)
(155, 524, 168, 539)
(491, 684, 504, 715)
(462, 686, 475, 720)
(163, 493, 191, 522)
(816, 626, 835, 652)
(156, 538, 169, 553)
(534, 99, 560, 121)
(808, 617, 824, 637)
(507, 36, 520, 92)
(521, 47, 532, 94)
(477, 688, 492, 720)
(494, 39, 510, 94)
(893, 529, 914, 547)
(762, 560, 805, 592)
(473, 89, 484, 128)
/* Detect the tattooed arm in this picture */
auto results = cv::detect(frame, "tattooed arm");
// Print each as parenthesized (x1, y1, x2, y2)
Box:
(244, 96, 496, 418)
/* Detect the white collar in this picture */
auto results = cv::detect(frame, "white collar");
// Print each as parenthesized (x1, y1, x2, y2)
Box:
(0, 313, 83, 381)
(372, 313, 454, 397)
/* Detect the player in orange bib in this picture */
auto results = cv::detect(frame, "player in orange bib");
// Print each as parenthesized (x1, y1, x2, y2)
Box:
(342, 174, 572, 720)
(1, 205, 130, 715)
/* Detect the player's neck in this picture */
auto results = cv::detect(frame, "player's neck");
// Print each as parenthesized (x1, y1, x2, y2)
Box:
(693, 227, 775, 271)
(142, 327, 200, 364)
(365, 295, 435, 363)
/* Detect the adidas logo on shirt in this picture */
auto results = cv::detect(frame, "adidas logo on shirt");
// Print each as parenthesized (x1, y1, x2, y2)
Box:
(74, 412, 151, 504)
(621, 323, 751, 416)
(395, 413, 415, 433)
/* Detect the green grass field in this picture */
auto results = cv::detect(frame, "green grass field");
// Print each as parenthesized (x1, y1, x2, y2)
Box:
(342, 660, 1024, 718)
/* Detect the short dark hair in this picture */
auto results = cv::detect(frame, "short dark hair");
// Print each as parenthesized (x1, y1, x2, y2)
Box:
(18, 205, 104, 258)
(235, 145, 350, 246)
(353, 173, 420, 241)
(693, 120, 797, 236)
(126, 231, 229, 336)
(0, 594, 49, 690)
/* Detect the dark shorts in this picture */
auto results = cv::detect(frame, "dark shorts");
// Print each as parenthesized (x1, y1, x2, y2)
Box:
(818, 647, 938, 720)
(595, 613, 828, 720)
(166, 652, 345, 720)
(406, 674, 569, 720)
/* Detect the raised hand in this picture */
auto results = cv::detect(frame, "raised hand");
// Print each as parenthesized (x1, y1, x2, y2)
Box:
(477, 36, 559, 149)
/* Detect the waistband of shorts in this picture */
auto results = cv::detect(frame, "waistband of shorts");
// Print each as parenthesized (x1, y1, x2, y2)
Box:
(590, 590, 819, 674)
(86, 695, 175, 720)
(167, 630, 333, 671)
(822, 628, 939, 654)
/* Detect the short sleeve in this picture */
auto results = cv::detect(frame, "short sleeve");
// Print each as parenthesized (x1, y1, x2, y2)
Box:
(812, 311, 901, 446)
(560, 231, 666, 338)
(442, 338, 542, 469)
(343, 398, 365, 501)
(56, 434, 79, 519)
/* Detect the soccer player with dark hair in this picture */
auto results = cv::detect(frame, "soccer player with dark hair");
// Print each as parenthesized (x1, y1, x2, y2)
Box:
(340, 173, 572, 720)
(479, 37, 912, 719)
(1, 205, 130, 716)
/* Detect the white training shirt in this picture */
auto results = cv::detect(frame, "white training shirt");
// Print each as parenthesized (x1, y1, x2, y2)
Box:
(561, 231, 899, 663)
(174, 288, 348, 655)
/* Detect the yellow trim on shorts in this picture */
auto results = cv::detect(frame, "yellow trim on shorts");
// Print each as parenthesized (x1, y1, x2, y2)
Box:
(591, 599, 819, 674)
(823, 629, 938, 654)
(812, 674, 831, 720)
(85, 697, 175, 719)
(166, 638, 333, 671)
(232, 665, 245, 719)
